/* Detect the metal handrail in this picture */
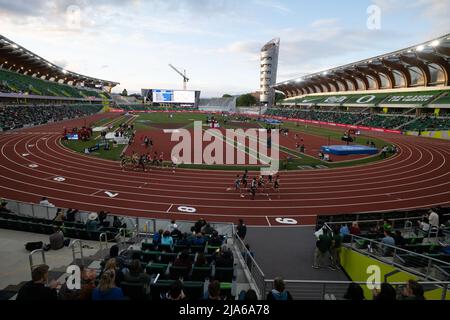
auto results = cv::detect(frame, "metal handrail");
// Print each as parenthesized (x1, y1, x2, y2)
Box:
(99, 232, 108, 250)
(29, 249, 46, 278)
(233, 231, 266, 299)
(70, 239, 84, 266)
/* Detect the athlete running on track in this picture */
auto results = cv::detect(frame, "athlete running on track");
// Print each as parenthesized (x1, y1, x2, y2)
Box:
(250, 177, 257, 200)
(242, 169, 249, 188)
(273, 175, 280, 198)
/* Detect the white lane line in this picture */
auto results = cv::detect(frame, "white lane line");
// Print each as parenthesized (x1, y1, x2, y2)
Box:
(265, 216, 272, 226)
(90, 189, 104, 196)
(22, 135, 450, 201)
(166, 204, 174, 213)
(2, 131, 450, 211)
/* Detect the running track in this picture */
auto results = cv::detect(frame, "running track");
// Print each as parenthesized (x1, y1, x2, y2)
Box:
(0, 114, 449, 227)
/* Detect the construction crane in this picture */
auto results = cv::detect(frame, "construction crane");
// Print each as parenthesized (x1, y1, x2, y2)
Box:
(168, 64, 189, 90)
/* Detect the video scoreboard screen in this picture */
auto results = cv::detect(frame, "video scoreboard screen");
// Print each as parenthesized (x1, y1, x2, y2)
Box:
(150, 89, 197, 103)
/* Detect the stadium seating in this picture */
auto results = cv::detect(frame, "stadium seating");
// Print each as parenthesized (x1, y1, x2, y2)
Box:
(265, 108, 450, 131)
(0, 104, 103, 131)
(404, 116, 450, 131)
(0, 68, 110, 99)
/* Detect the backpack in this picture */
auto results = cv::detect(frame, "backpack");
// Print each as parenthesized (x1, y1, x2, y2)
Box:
(25, 241, 43, 252)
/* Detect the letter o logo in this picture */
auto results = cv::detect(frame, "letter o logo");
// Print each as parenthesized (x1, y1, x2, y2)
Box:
(356, 95, 376, 104)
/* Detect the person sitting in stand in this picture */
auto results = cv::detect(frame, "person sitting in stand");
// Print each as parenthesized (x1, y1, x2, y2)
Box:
(173, 250, 193, 272)
(349, 222, 361, 235)
(86, 212, 100, 231)
(53, 208, 65, 223)
(16, 264, 59, 301)
(160, 231, 174, 247)
(153, 229, 164, 245)
(49, 227, 65, 250)
(65, 208, 78, 222)
(266, 277, 293, 301)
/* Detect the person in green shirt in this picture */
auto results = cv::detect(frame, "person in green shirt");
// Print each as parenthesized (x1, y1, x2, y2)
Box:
(382, 219, 393, 233)
(330, 229, 343, 271)
(313, 228, 332, 269)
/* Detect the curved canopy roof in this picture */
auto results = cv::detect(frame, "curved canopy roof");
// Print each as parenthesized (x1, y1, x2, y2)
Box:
(274, 34, 450, 98)
(0, 34, 119, 89)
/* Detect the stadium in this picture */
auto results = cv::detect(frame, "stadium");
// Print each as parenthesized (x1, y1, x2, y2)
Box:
(0, 1, 449, 307)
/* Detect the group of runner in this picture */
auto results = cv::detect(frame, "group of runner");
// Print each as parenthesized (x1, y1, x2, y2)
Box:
(232, 170, 280, 200)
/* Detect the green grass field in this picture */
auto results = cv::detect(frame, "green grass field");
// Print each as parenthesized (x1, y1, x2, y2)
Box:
(62, 112, 393, 170)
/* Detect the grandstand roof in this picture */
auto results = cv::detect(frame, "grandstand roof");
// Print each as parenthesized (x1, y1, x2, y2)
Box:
(274, 34, 450, 98)
(0, 34, 119, 89)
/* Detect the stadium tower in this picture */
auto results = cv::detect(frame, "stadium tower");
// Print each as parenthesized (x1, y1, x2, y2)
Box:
(260, 38, 280, 107)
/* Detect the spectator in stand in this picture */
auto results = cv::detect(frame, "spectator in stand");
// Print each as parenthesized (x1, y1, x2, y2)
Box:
(161, 230, 174, 247)
(39, 197, 55, 207)
(266, 277, 293, 301)
(194, 253, 208, 267)
(202, 223, 215, 235)
(0, 199, 11, 213)
(98, 211, 108, 226)
(170, 225, 183, 240)
(215, 246, 234, 268)
(239, 289, 258, 301)
(65, 208, 78, 222)
(339, 224, 350, 237)
(49, 227, 65, 250)
(205, 280, 223, 300)
(373, 283, 397, 301)
(173, 250, 193, 272)
(380, 231, 395, 256)
(192, 233, 206, 246)
(350, 222, 361, 235)
(168, 220, 178, 232)
(382, 219, 393, 233)
(59, 266, 96, 300)
(401, 280, 425, 300)
(313, 228, 332, 269)
(86, 212, 100, 231)
(16, 264, 59, 301)
(344, 283, 365, 300)
(153, 229, 164, 245)
(330, 227, 343, 271)
(418, 217, 431, 236)
(209, 231, 223, 246)
(393, 230, 406, 247)
(123, 259, 151, 290)
(193, 218, 207, 234)
(237, 219, 247, 240)
(163, 280, 187, 300)
(92, 270, 124, 300)
(428, 209, 440, 227)
(53, 208, 65, 223)
(101, 245, 126, 271)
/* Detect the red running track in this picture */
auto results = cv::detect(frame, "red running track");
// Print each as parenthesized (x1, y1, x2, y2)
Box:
(0, 114, 449, 227)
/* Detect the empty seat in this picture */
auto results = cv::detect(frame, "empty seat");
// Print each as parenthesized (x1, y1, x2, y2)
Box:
(141, 242, 155, 251)
(191, 267, 211, 282)
(206, 245, 221, 255)
(173, 244, 187, 253)
(191, 245, 205, 254)
(142, 251, 161, 263)
(145, 263, 168, 276)
(157, 244, 173, 252)
(160, 253, 178, 264)
(169, 266, 189, 280)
